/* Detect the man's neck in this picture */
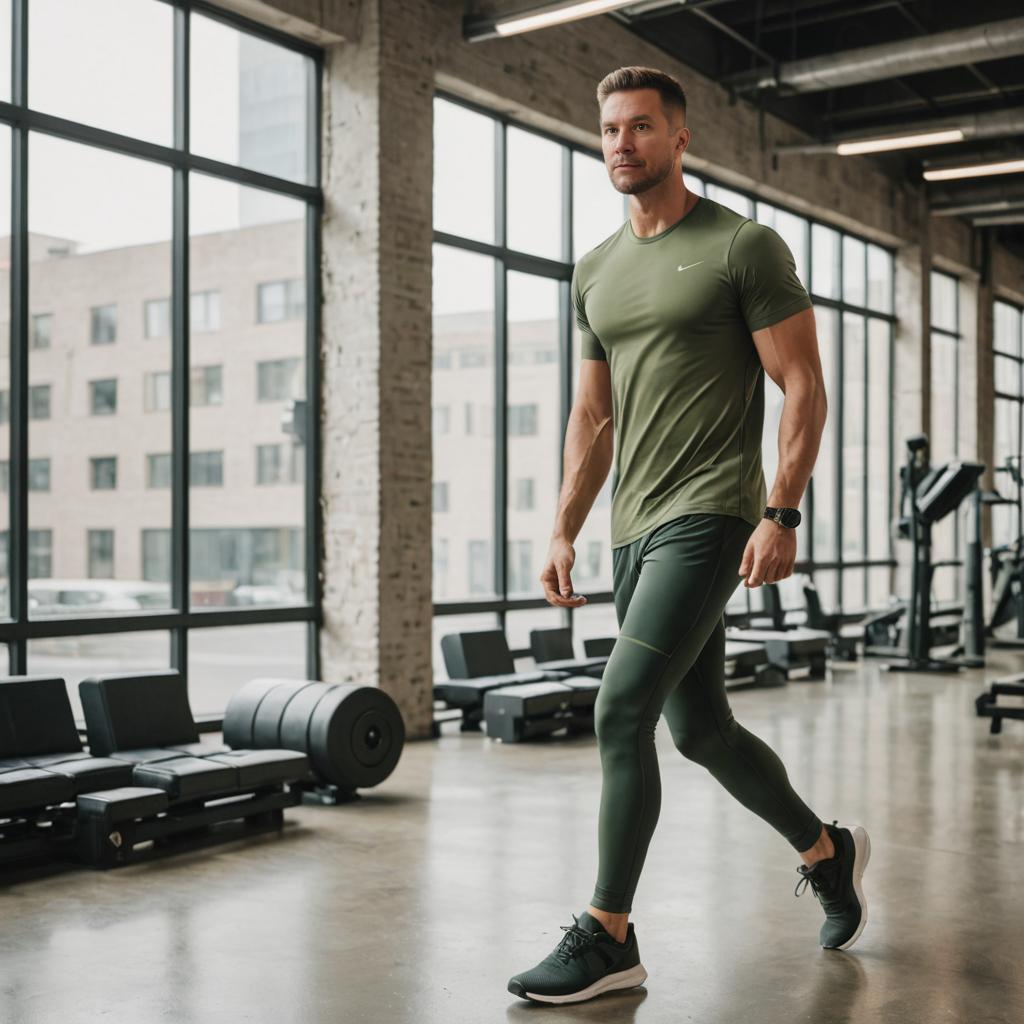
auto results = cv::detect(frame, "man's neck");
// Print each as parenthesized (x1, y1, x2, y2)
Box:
(628, 182, 695, 239)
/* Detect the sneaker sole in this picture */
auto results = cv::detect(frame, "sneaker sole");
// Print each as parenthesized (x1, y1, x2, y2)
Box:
(829, 823, 870, 951)
(511, 963, 648, 1004)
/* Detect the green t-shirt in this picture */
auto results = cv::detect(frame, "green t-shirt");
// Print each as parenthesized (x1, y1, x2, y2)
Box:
(572, 195, 812, 549)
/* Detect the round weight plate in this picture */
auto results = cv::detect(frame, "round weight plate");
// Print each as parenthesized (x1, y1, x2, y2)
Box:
(223, 678, 285, 748)
(279, 681, 339, 753)
(308, 685, 404, 790)
(252, 680, 316, 749)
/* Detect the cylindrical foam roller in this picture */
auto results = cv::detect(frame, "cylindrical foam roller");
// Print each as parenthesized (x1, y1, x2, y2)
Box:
(279, 682, 340, 753)
(252, 680, 315, 749)
(222, 677, 286, 749)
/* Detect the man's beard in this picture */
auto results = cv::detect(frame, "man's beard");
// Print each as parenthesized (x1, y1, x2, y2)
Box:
(611, 157, 674, 195)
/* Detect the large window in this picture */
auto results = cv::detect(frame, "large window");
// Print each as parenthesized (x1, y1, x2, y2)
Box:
(930, 270, 962, 601)
(994, 300, 1023, 549)
(431, 93, 896, 667)
(0, 1, 322, 715)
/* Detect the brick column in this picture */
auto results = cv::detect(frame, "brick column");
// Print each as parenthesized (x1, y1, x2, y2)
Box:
(319, 0, 436, 739)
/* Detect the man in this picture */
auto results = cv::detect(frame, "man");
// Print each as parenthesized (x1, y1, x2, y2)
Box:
(507, 66, 871, 1006)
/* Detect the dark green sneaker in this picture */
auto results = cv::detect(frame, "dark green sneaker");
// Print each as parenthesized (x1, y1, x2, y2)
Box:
(794, 820, 871, 950)
(507, 910, 648, 1004)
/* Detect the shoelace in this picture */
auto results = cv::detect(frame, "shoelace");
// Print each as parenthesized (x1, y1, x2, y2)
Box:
(793, 820, 844, 912)
(554, 915, 598, 964)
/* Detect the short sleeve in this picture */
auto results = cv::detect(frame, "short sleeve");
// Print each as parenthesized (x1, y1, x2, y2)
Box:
(728, 221, 812, 333)
(572, 261, 607, 361)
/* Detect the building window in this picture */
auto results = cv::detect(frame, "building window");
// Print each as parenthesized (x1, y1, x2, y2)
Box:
(514, 478, 534, 511)
(506, 539, 533, 595)
(28, 458, 50, 492)
(88, 529, 115, 579)
(142, 529, 171, 582)
(0, 460, 7, 492)
(508, 404, 538, 436)
(0, 390, 7, 421)
(147, 453, 171, 489)
(256, 358, 300, 401)
(993, 299, 1023, 550)
(191, 290, 221, 332)
(32, 313, 53, 349)
(28, 384, 51, 420)
(143, 371, 171, 412)
(145, 298, 170, 339)
(432, 405, 450, 434)
(191, 364, 223, 406)
(90, 303, 117, 344)
(257, 279, 304, 323)
(433, 481, 449, 513)
(29, 529, 52, 578)
(468, 540, 491, 595)
(90, 378, 118, 415)
(254, 443, 302, 485)
(90, 456, 118, 491)
(191, 450, 224, 486)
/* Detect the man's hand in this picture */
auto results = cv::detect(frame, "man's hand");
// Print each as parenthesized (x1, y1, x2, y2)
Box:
(738, 520, 797, 588)
(540, 538, 588, 607)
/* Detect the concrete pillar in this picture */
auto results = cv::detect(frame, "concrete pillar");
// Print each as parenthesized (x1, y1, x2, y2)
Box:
(319, 0, 435, 739)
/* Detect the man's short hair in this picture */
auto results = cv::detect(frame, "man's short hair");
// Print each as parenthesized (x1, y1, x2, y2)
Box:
(596, 66, 687, 127)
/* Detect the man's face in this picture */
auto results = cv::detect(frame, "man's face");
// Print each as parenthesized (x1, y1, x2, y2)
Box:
(600, 88, 687, 196)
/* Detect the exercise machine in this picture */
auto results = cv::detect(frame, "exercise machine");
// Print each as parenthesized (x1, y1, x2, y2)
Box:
(867, 435, 984, 672)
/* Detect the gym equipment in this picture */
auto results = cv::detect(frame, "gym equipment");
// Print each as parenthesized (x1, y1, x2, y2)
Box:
(1, 675, 135, 866)
(528, 627, 609, 678)
(984, 456, 1024, 648)
(724, 640, 786, 690)
(798, 577, 861, 661)
(727, 585, 831, 679)
(975, 675, 1024, 733)
(223, 678, 405, 803)
(80, 671, 309, 864)
(436, 629, 596, 741)
(484, 677, 600, 742)
(866, 437, 984, 671)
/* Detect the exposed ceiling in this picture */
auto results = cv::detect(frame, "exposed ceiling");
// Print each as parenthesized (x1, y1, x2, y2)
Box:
(607, 0, 1024, 257)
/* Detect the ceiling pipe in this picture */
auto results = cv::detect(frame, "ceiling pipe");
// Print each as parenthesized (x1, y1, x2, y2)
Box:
(724, 16, 1024, 95)
(774, 105, 1024, 156)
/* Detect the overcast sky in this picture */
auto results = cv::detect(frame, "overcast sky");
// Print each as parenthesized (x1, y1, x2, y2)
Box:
(0, 0, 307, 249)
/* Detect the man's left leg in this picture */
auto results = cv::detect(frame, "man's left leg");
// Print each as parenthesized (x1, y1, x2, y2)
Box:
(662, 607, 871, 950)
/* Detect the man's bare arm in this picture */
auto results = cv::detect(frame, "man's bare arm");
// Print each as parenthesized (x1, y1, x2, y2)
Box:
(541, 359, 614, 606)
(739, 306, 827, 587)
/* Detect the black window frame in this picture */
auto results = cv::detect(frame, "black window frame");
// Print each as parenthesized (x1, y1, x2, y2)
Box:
(1, 0, 324, 694)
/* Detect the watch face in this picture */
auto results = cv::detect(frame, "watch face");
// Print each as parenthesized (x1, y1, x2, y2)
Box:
(780, 508, 802, 528)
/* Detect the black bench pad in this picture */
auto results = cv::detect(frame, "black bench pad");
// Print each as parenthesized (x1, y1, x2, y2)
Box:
(203, 749, 310, 788)
(77, 787, 169, 823)
(0, 769, 75, 814)
(131, 757, 239, 802)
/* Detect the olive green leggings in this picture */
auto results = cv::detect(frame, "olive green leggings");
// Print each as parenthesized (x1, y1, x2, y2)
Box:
(590, 512, 823, 914)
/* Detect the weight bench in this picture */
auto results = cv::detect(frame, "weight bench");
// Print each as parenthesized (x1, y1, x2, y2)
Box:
(1, 675, 136, 866)
(78, 671, 310, 866)
(528, 627, 609, 678)
(436, 630, 597, 740)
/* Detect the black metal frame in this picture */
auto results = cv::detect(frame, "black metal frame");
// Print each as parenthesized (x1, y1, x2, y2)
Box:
(929, 267, 964, 596)
(1, 0, 324, 685)
(993, 297, 1024, 544)
(431, 90, 897, 649)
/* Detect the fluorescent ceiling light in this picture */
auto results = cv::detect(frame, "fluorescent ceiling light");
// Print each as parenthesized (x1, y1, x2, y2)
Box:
(495, 0, 638, 37)
(924, 158, 1024, 181)
(835, 129, 964, 155)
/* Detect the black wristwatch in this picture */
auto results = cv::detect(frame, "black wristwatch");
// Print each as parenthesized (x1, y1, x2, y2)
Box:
(764, 506, 801, 529)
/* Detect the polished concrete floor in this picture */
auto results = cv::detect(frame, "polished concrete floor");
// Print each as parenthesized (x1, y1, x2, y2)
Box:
(3, 654, 1024, 1024)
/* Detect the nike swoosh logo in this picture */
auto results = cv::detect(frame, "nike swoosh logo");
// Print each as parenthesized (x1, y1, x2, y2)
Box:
(677, 261, 704, 272)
